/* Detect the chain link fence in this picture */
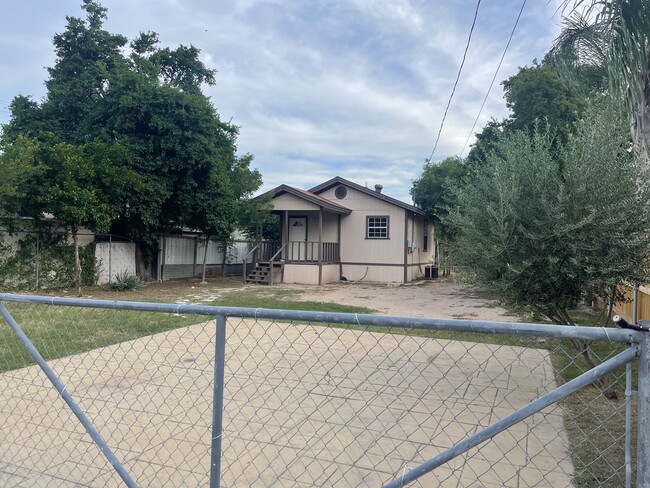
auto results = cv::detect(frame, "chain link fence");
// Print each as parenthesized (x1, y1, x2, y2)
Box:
(0, 225, 259, 288)
(0, 293, 647, 487)
(0, 226, 139, 289)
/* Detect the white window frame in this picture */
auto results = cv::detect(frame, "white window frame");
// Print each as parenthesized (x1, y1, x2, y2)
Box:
(366, 216, 390, 239)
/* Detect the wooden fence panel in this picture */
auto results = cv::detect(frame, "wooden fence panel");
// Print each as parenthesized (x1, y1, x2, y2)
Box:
(613, 285, 650, 323)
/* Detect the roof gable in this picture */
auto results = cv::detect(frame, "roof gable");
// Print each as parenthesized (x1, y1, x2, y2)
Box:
(309, 176, 429, 217)
(266, 185, 352, 214)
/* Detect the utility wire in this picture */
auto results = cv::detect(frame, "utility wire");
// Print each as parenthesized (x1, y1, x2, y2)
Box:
(460, 0, 527, 157)
(428, 0, 482, 163)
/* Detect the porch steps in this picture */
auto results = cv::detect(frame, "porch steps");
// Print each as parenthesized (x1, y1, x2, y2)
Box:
(246, 262, 282, 285)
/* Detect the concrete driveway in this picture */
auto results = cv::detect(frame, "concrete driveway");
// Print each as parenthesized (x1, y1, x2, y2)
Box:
(0, 304, 573, 487)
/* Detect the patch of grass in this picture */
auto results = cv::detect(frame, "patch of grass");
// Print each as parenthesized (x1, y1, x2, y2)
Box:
(0, 302, 200, 373)
(207, 288, 374, 314)
(543, 307, 635, 488)
(0, 285, 374, 373)
(561, 386, 634, 488)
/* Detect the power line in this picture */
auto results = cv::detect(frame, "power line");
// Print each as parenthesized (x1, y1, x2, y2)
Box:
(427, 0, 482, 163)
(460, 0, 527, 158)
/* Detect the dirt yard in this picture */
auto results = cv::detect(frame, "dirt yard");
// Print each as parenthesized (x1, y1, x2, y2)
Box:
(50, 275, 518, 322)
(276, 279, 517, 321)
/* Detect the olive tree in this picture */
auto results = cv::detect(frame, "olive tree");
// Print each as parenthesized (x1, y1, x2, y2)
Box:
(447, 103, 650, 328)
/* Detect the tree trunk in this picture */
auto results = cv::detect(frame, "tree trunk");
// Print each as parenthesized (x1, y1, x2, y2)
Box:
(201, 235, 210, 284)
(632, 75, 650, 170)
(221, 241, 227, 277)
(72, 225, 82, 296)
(555, 306, 618, 400)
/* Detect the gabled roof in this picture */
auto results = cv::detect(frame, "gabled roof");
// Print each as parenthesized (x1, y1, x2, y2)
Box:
(266, 184, 352, 215)
(309, 176, 429, 217)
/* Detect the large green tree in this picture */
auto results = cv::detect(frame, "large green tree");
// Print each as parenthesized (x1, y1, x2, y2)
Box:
(502, 61, 585, 139)
(411, 156, 466, 239)
(411, 156, 467, 276)
(447, 103, 650, 328)
(466, 54, 605, 167)
(0, 137, 140, 293)
(1, 0, 261, 280)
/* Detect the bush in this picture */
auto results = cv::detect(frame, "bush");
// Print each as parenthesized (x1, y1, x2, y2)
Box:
(447, 103, 650, 325)
(109, 272, 142, 291)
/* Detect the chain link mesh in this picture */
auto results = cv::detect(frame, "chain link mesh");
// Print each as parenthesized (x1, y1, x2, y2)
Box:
(0, 301, 637, 487)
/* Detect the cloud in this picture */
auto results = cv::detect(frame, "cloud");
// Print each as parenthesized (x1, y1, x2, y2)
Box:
(0, 0, 564, 204)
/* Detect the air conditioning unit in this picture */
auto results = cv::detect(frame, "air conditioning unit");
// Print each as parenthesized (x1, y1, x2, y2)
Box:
(424, 265, 438, 279)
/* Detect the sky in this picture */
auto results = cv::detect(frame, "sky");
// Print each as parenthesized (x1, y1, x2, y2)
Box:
(0, 0, 565, 203)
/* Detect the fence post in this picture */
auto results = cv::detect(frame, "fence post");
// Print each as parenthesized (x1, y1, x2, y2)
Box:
(108, 234, 113, 284)
(210, 314, 227, 488)
(639, 329, 650, 487)
(633, 286, 639, 324)
(35, 234, 40, 290)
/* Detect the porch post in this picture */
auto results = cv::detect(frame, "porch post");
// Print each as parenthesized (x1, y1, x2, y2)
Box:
(318, 207, 323, 285)
(283, 211, 289, 261)
(318, 208, 323, 262)
(403, 209, 409, 283)
(337, 214, 341, 261)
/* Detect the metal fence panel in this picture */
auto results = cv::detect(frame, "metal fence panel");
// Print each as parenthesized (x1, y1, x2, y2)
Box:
(0, 294, 645, 487)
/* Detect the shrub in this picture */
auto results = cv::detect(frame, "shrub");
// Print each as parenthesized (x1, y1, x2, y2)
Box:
(109, 271, 142, 291)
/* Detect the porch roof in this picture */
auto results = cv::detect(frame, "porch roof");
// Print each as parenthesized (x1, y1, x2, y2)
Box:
(266, 185, 353, 215)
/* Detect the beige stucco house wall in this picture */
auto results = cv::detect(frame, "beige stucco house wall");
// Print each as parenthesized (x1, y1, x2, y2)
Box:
(260, 177, 434, 285)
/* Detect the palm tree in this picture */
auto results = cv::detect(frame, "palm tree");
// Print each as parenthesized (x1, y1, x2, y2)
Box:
(554, 0, 650, 165)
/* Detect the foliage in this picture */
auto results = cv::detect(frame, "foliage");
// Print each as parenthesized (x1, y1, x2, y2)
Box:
(0, 230, 98, 290)
(447, 103, 650, 325)
(0, 0, 261, 270)
(109, 271, 142, 291)
(465, 118, 505, 169)
(411, 156, 466, 239)
(554, 0, 650, 165)
(0, 137, 140, 293)
(466, 55, 605, 168)
(501, 61, 591, 144)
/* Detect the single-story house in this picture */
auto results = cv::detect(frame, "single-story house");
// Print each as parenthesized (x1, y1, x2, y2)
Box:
(248, 176, 435, 285)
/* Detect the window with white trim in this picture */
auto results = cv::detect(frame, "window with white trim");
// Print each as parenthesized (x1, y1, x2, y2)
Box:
(366, 216, 389, 239)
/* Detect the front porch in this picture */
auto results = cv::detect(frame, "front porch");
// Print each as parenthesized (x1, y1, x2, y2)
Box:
(243, 240, 341, 285)
(245, 185, 351, 285)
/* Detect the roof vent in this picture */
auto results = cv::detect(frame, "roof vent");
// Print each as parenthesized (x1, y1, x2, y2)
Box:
(374, 184, 383, 193)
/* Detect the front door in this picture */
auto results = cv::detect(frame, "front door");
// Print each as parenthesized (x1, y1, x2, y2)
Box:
(288, 217, 307, 260)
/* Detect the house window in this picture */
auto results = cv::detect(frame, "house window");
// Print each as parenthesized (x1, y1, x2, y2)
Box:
(367, 216, 389, 239)
(423, 220, 429, 251)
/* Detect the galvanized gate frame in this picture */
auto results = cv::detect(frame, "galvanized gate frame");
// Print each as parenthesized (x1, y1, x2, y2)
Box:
(0, 293, 648, 488)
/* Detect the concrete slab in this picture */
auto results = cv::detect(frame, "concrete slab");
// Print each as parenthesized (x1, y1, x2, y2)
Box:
(0, 318, 573, 487)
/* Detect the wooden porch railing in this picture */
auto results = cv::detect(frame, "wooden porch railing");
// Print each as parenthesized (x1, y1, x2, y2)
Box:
(286, 241, 339, 263)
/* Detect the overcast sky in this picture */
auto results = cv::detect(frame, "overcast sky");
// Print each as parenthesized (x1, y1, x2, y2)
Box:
(0, 0, 564, 203)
